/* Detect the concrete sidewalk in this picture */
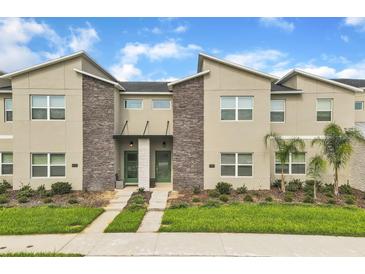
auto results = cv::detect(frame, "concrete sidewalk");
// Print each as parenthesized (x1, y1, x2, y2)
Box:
(1, 232, 365, 256)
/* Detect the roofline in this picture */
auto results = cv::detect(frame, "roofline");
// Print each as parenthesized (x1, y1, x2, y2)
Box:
(74, 69, 124, 91)
(0, 51, 118, 82)
(120, 91, 172, 95)
(167, 70, 210, 89)
(276, 69, 363, 93)
(197, 53, 279, 81)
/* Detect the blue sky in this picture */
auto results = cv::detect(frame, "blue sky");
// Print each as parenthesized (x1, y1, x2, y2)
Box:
(1, 17, 365, 80)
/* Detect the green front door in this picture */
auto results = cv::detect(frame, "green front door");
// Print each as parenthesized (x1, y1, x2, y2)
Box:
(155, 151, 171, 182)
(124, 151, 138, 184)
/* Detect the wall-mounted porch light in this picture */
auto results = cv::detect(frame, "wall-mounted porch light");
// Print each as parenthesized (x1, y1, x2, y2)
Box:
(129, 141, 134, 147)
(162, 141, 166, 148)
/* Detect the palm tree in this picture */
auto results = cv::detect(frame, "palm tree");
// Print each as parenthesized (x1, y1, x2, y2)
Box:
(312, 123, 365, 196)
(307, 155, 327, 200)
(265, 133, 305, 192)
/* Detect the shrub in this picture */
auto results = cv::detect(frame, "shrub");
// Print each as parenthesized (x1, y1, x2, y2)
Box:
(130, 194, 145, 205)
(303, 195, 314, 203)
(192, 197, 200, 203)
(128, 203, 145, 211)
(208, 189, 219, 198)
(265, 196, 273, 202)
(170, 202, 189, 209)
(0, 194, 9, 204)
(244, 195, 253, 202)
(137, 187, 145, 194)
(17, 184, 34, 198)
(287, 179, 303, 192)
(236, 185, 248, 194)
(345, 196, 355, 205)
(201, 200, 220, 208)
(327, 198, 336, 205)
(37, 184, 47, 197)
(219, 194, 229, 203)
(68, 198, 79, 204)
(43, 197, 53, 204)
(1, 180, 12, 189)
(321, 183, 334, 193)
(0, 184, 6, 194)
(215, 182, 232, 195)
(284, 192, 293, 202)
(51, 182, 72, 195)
(192, 186, 201, 195)
(272, 179, 282, 189)
(339, 184, 353, 195)
(17, 196, 29, 203)
(325, 192, 334, 198)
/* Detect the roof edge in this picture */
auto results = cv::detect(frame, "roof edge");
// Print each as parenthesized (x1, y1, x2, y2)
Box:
(167, 70, 210, 89)
(74, 69, 124, 90)
(198, 52, 279, 81)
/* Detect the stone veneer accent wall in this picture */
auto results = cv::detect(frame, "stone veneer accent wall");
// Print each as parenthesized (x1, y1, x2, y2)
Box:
(172, 76, 204, 191)
(350, 141, 365, 191)
(82, 75, 116, 191)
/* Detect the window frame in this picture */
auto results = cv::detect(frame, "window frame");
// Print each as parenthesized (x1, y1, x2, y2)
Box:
(355, 101, 364, 111)
(124, 99, 143, 110)
(316, 98, 333, 122)
(220, 96, 254, 121)
(0, 152, 13, 176)
(270, 99, 285, 123)
(220, 152, 253, 178)
(31, 95, 65, 121)
(152, 99, 171, 110)
(275, 152, 306, 175)
(4, 98, 12, 123)
(31, 153, 66, 178)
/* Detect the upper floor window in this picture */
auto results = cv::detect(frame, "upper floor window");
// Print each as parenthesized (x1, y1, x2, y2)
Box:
(0, 152, 13, 175)
(152, 99, 171, 109)
(4, 98, 12, 122)
(355, 101, 364, 110)
(220, 153, 253, 177)
(220, 96, 253, 121)
(124, 99, 143, 109)
(316, 98, 332, 122)
(275, 152, 306, 175)
(31, 95, 65, 120)
(31, 153, 65, 178)
(270, 99, 285, 122)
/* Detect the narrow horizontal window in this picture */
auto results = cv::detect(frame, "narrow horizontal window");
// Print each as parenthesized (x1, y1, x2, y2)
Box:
(152, 99, 171, 109)
(124, 99, 143, 109)
(271, 99, 285, 122)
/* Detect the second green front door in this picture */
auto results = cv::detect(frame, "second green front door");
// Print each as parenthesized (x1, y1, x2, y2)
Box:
(125, 151, 138, 184)
(155, 151, 171, 182)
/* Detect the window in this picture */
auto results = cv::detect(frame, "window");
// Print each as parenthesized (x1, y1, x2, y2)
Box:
(31, 95, 65, 120)
(31, 153, 65, 178)
(124, 99, 142, 109)
(0, 152, 13, 175)
(270, 99, 285, 122)
(220, 96, 253, 121)
(316, 98, 332, 121)
(275, 152, 306, 175)
(4, 98, 12, 122)
(355, 101, 364, 110)
(220, 153, 253, 177)
(152, 99, 171, 109)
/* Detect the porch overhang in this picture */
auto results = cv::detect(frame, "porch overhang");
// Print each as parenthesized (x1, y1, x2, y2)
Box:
(113, 135, 173, 140)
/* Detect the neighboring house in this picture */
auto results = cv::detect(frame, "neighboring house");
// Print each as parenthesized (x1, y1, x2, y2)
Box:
(0, 51, 365, 191)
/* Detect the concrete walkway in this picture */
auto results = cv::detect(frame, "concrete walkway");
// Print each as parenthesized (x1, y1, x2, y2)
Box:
(1, 232, 365, 256)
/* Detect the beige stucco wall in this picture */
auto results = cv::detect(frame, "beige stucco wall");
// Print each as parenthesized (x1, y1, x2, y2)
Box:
(82, 57, 114, 80)
(119, 94, 173, 135)
(11, 57, 84, 190)
(202, 58, 272, 190)
(354, 93, 365, 122)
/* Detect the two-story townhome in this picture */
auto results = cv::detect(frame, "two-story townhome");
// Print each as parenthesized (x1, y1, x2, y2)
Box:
(0, 51, 365, 191)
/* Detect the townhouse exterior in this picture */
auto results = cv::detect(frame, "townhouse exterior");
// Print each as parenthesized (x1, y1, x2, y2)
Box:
(0, 51, 365, 192)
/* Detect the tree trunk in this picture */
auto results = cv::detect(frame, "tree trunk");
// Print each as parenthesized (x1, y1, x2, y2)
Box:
(281, 167, 285, 193)
(313, 181, 317, 200)
(334, 168, 339, 196)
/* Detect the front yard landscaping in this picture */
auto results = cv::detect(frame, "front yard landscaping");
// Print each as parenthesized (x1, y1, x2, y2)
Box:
(105, 189, 151, 233)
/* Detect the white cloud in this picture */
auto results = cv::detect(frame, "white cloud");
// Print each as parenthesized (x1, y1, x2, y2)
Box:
(340, 35, 349, 43)
(344, 17, 365, 31)
(110, 63, 142, 81)
(174, 25, 188, 33)
(259, 18, 295, 32)
(69, 23, 100, 52)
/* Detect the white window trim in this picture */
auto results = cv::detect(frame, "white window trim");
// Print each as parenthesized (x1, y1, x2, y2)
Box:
(4, 98, 12, 123)
(355, 101, 364, 111)
(316, 98, 333, 122)
(0, 152, 13, 176)
(220, 152, 253, 178)
(31, 95, 66, 121)
(152, 99, 171, 110)
(270, 99, 285, 123)
(275, 152, 306, 175)
(220, 96, 254, 122)
(31, 153, 66, 178)
(123, 99, 143, 110)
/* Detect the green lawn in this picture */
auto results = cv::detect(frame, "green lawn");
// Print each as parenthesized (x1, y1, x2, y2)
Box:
(105, 208, 147, 232)
(160, 203, 365, 237)
(0, 252, 83, 257)
(0, 206, 104, 235)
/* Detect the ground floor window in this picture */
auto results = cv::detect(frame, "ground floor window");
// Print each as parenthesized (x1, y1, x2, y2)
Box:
(31, 153, 65, 178)
(275, 152, 306, 175)
(0, 152, 13, 175)
(220, 153, 253, 177)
